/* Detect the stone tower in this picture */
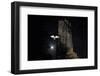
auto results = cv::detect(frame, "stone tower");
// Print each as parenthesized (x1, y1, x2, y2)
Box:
(58, 19, 78, 58)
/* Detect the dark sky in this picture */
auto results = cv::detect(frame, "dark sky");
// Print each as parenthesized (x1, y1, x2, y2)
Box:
(28, 15, 88, 61)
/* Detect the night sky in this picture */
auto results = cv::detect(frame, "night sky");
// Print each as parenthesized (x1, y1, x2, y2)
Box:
(28, 15, 88, 61)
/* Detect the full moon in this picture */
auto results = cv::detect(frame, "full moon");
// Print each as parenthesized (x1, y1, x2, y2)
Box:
(50, 46, 54, 50)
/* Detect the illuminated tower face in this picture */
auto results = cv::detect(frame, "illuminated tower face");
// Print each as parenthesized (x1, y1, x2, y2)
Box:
(57, 19, 79, 59)
(58, 19, 73, 49)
